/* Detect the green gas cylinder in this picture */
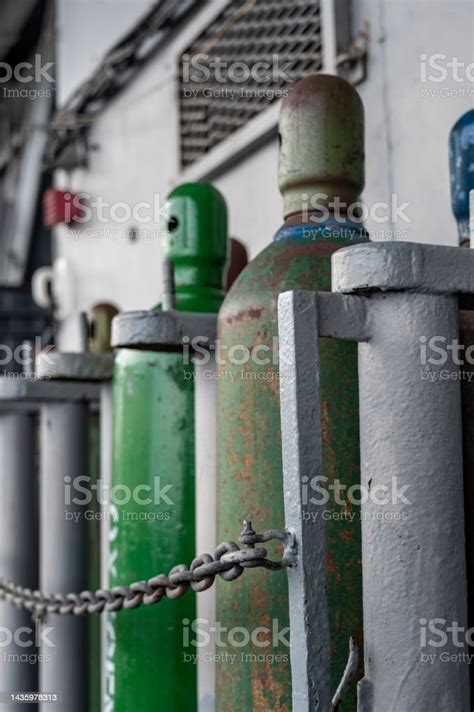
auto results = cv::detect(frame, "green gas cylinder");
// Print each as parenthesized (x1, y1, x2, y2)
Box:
(216, 75, 367, 710)
(106, 183, 228, 712)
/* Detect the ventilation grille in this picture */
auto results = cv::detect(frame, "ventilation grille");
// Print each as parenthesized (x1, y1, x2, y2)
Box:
(179, 0, 323, 169)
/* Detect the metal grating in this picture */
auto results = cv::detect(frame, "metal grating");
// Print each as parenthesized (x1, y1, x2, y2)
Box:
(178, 0, 323, 169)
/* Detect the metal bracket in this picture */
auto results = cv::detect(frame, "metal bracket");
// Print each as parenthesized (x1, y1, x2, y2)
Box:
(332, 240, 474, 295)
(35, 352, 114, 382)
(278, 289, 370, 712)
(238, 520, 298, 570)
(0, 378, 100, 411)
(278, 289, 332, 712)
(336, 25, 369, 86)
(111, 309, 216, 350)
(317, 291, 370, 342)
(332, 638, 360, 710)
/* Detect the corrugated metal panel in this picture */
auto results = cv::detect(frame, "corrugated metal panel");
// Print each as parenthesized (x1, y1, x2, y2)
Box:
(179, 0, 323, 169)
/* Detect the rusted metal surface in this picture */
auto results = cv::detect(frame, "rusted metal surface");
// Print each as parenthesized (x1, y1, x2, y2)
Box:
(226, 238, 249, 291)
(217, 74, 365, 710)
(216, 237, 363, 710)
(278, 74, 364, 219)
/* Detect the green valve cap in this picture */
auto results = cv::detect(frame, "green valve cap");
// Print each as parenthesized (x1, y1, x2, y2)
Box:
(278, 74, 365, 218)
(163, 183, 228, 289)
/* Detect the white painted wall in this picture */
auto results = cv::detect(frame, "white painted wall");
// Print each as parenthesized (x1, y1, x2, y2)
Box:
(55, 0, 155, 105)
(354, 0, 474, 245)
(53, 0, 474, 349)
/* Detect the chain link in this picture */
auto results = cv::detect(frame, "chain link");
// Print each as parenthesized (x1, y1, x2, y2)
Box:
(0, 521, 296, 620)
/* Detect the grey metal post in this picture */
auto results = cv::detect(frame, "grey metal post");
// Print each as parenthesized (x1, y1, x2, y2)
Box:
(278, 291, 332, 712)
(0, 412, 37, 711)
(100, 383, 113, 554)
(34, 352, 111, 712)
(99, 381, 113, 710)
(331, 241, 473, 711)
(278, 241, 474, 711)
(195, 358, 218, 712)
(356, 291, 468, 711)
(39, 402, 89, 711)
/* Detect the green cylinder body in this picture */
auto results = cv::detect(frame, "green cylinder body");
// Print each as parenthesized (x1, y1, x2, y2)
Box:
(216, 75, 365, 710)
(106, 184, 228, 712)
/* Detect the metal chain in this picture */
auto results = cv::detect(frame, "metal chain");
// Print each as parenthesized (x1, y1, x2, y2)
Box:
(0, 521, 296, 620)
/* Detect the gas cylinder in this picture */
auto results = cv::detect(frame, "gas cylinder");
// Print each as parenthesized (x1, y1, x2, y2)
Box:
(106, 183, 228, 712)
(449, 109, 474, 246)
(216, 75, 367, 711)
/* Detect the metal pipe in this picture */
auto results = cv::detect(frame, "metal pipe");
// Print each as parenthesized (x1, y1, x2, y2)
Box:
(35, 338, 111, 712)
(39, 402, 89, 711)
(99, 382, 113, 710)
(194, 358, 217, 712)
(357, 291, 469, 710)
(0, 412, 38, 712)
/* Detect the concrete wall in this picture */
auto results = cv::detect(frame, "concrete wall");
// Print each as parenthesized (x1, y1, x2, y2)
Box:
(53, 0, 474, 349)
